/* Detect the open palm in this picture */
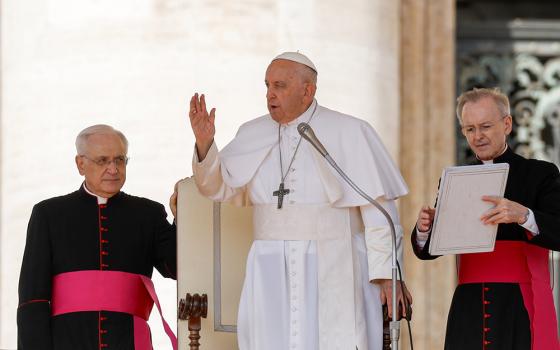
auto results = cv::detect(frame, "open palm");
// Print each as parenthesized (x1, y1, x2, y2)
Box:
(189, 93, 216, 158)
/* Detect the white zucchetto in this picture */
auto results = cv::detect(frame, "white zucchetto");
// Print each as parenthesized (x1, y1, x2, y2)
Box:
(272, 51, 317, 73)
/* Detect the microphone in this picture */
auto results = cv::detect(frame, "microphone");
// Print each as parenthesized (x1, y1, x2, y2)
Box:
(297, 122, 403, 350)
(297, 122, 329, 157)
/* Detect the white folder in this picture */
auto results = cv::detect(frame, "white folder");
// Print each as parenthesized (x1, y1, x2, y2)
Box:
(428, 163, 509, 256)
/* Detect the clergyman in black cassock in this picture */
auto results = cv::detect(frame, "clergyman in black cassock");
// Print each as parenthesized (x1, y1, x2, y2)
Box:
(17, 125, 177, 350)
(411, 88, 560, 350)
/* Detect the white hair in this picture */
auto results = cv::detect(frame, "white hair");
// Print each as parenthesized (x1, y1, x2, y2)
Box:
(456, 87, 510, 123)
(75, 124, 129, 155)
(297, 64, 318, 85)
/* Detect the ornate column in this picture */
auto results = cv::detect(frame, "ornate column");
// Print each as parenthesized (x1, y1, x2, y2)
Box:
(399, 0, 457, 349)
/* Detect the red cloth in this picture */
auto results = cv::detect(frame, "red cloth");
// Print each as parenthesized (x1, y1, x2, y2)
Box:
(459, 241, 559, 350)
(52, 270, 177, 350)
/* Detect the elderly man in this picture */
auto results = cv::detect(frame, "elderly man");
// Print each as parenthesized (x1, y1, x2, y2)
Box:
(17, 125, 177, 350)
(412, 88, 560, 350)
(189, 52, 411, 350)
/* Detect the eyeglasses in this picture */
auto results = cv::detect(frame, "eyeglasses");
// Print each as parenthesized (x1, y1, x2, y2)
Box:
(461, 116, 507, 136)
(80, 155, 129, 167)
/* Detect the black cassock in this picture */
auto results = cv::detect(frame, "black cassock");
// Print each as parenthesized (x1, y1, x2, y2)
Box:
(17, 185, 177, 350)
(412, 147, 560, 350)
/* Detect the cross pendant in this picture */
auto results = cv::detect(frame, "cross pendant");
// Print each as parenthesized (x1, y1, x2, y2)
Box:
(273, 182, 290, 209)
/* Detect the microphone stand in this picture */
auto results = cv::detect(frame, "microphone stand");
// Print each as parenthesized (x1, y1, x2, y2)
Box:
(297, 123, 400, 350)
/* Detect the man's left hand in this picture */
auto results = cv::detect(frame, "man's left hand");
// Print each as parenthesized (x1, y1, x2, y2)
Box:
(481, 195, 528, 225)
(169, 180, 181, 218)
(377, 279, 412, 319)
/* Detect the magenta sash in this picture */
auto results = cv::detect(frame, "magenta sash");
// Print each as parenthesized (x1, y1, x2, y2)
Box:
(459, 241, 560, 350)
(519, 243, 560, 350)
(52, 270, 178, 350)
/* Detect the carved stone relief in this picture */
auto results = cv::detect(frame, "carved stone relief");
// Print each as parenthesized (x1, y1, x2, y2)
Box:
(457, 39, 560, 167)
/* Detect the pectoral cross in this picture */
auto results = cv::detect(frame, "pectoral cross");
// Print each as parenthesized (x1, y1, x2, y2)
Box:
(273, 182, 290, 209)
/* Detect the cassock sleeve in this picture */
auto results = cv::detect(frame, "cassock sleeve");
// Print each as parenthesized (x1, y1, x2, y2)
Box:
(410, 227, 439, 260)
(192, 141, 249, 206)
(361, 197, 404, 281)
(410, 180, 441, 260)
(528, 161, 560, 251)
(153, 203, 177, 279)
(17, 204, 53, 350)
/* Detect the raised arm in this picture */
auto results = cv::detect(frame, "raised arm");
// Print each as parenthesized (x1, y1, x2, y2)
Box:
(188, 94, 248, 205)
(189, 93, 216, 161)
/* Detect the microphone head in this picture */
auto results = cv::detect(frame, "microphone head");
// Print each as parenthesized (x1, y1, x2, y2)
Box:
(297, 122, 329, 157)
(297, 122, 311, 137)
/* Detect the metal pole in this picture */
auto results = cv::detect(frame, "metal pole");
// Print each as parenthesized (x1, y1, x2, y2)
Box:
(324, 155, 400, 350)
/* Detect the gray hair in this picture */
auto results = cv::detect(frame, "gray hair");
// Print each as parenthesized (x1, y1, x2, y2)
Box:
(456, 87, 510, 123)
(297, 64, 318, 85)
(75, 124, 129, 155)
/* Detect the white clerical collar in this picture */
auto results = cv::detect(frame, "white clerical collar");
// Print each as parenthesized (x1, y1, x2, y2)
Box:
(82, 183, 108, 204)
(478, 144, 508, 165)
(284, 99, 318, 127)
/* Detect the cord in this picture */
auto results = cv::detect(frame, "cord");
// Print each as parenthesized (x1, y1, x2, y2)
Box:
(397, 260, 414, 350)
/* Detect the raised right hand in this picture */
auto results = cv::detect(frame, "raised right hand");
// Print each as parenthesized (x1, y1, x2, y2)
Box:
(416, 205, 435, 232)
(189, 93, 216, 160)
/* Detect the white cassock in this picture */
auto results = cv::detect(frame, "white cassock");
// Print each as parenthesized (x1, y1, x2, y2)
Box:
(192, 99, 408, 350)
